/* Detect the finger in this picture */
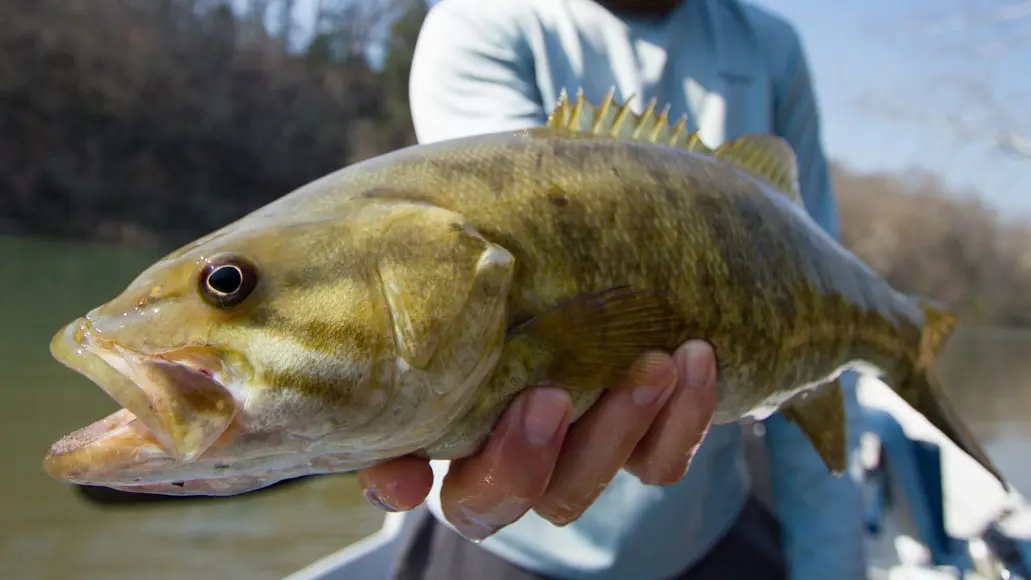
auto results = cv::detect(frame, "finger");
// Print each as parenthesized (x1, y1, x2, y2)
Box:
(533, 351, 677, 525)
(439, 388, 572, 540)
(357, 455, 435, 512)
(625, 340, 717, 485)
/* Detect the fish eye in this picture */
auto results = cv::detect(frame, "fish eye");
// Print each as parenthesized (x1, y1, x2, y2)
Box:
(198, 257, 258, 308)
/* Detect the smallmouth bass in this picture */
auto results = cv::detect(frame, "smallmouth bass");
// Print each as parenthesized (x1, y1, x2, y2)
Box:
(42, 90, 1007, 495)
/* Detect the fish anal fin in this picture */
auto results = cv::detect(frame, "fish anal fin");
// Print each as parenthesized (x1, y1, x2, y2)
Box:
(511, 286, 684, 391)
(781, 380, 848, 475)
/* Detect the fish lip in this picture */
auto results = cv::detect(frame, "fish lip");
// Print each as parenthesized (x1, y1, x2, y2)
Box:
(104, 474, 281, 497)
(43, 408, 176, 483)
(45, 317, 242, 478)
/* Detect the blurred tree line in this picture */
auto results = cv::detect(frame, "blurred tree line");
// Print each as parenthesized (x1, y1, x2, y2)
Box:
(0, 0, 425, 242)
(835, 167, 1031, 327)
(1, 0, 1029, 327)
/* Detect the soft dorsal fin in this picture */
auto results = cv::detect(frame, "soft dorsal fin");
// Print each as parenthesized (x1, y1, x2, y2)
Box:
(547, 87, 804, 205)
(713, 137, 802, 204)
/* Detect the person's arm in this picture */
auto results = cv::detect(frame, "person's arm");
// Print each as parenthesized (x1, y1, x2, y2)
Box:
(761, 21, 867, 580)
(408, 0, 545, 143)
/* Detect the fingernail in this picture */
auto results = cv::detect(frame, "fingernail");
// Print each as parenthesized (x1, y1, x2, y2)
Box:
(538, 505, 579, 527)
(632, 353, 676, 406)
(363, 485, 399, 512)
(451, 516, 495, 542)
(522, 388, 570, 447)
(450, 497, 526, 542)
(681, 342, 714, 389)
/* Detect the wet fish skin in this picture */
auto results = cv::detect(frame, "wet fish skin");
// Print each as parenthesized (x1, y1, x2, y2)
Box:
(41, 90, 1006, 495)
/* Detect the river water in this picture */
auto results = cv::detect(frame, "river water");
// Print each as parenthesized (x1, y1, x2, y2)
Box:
(2, 234, 1029, 579)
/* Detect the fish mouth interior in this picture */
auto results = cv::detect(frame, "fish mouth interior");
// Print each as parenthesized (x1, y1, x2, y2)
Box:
(45, 318, 241, 480)
(47, 352, 227, 452)
(47, 407, 150, 458)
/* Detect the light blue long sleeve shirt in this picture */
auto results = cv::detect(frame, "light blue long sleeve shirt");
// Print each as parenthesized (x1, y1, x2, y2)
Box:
(409, 1, 867, 578)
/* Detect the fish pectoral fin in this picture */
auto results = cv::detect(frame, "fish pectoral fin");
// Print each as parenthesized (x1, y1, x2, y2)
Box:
(713, 136, 803, 205)
(781, 379, 848, 475)
(512, 286, 684, 390)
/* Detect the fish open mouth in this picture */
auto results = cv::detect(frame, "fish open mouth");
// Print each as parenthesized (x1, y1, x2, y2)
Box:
(44, 317, 240, 486)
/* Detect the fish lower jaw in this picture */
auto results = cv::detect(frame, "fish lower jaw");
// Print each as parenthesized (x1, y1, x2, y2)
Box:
(45, 328, 245, 483)
(61, 446, 389, 497)
(44, 407, 177, 481)
(87, 348, 238, 460)
(43, 407, 267, 495)
(104, 475, 285, 496)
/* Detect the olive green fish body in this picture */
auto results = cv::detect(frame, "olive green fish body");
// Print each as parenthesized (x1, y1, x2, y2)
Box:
(343, 135, 905, 402)
(335, 132, 942, 467)
(41, 90, 1006, 494)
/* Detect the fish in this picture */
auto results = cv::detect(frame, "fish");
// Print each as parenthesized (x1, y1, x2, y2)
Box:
(42, 88, 1007, 496)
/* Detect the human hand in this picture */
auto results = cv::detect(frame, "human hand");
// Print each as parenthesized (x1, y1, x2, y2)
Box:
(356, 340, 718, 540)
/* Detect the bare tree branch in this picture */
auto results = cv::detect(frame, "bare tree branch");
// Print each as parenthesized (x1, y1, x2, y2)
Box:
(858, 0, 1030, 161)
(858, 96, 1031, 159)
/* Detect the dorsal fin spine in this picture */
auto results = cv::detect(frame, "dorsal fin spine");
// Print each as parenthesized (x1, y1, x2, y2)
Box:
(590, 90, 611, 134)
(609, 91, 632, 137)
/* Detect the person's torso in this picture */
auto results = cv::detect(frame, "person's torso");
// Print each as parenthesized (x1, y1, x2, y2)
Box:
(425, 1, 787, 578)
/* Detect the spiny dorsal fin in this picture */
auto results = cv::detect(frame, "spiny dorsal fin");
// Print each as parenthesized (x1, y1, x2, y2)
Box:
(548, 87, 713, 155)
(547, 87, 804, 205)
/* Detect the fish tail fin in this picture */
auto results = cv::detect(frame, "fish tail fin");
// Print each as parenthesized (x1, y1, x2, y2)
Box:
(915, 298, 956, 368)
(898, 301, 1008, 489)
(899, 369, 1007, 490)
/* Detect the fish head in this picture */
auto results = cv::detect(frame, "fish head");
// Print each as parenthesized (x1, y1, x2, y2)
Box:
(44, 199, 515, 495)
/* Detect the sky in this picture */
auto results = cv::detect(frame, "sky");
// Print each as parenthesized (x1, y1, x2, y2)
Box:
(284, 0, 1030, 216)
(754, 0, 1031, 216)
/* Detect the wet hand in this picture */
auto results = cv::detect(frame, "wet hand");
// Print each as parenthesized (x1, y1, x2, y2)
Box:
(356, 340, 717, 540)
